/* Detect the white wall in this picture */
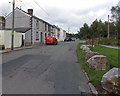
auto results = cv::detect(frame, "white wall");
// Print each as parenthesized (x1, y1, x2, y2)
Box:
(59, 28, 66, 41)
(0, 30, 25, 49)
(0, 30, 4, 45)
(53, 27, 60, 41)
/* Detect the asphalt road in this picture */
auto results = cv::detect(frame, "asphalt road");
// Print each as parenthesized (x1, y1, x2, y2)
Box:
(2, 41, 92, 94)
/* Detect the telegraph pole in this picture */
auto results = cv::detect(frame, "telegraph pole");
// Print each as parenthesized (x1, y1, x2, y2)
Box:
(68, 27, 70, 37)
(68, 27, 70, 33)
(107, 15, 110, 39)
(11, 0, 15, 50)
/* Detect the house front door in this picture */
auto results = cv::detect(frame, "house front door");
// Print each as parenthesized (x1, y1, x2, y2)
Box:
(21, 35, 24, 46)
(45, 33, 47, 39)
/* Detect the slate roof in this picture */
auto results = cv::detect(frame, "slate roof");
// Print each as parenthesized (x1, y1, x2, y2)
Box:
(5, 7, 59, 32)
(16, 7, 52, 26)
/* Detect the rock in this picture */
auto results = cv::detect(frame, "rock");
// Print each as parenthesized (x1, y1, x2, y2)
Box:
(87, 55, 108, 70)
(85, 51, 100, 60)
(84, 47, 90, 52)
(101, 68, 120, 94)
(86, 45, 94, 48)
(80, 45, 90, 52)
(80, 45, 87, 49)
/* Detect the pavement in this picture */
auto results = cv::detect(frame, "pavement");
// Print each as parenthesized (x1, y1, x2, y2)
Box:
(0, 46, 33, 54)
(100, 45, 120, 49)
(0, 53, 2, 95)
(2, 41, 93, 94)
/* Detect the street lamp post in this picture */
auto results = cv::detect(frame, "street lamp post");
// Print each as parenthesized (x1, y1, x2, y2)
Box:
(107, 15, 110, 39)
(11, 0, 15, 50)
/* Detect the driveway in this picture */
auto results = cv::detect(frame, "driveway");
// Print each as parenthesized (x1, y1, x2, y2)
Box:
(2, 41, 92, 94)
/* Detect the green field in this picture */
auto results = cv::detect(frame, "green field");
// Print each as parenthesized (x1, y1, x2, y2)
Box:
(77, 43, 119, 86)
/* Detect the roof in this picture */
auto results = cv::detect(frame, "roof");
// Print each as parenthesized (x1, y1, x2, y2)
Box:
(5, 8, 62, 31)
(16, 7, 52, 26)
(53, 25, 60, 30)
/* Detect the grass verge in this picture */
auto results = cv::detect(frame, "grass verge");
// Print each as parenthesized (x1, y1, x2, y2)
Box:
(92, 45, 120, 68)
(77, 43, 119, 92)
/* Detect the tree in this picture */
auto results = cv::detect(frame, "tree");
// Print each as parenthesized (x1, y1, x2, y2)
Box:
(90, 19, 99, 37)
(111, 6, 120, 22)
(111, 5, 120, 39)
(79, 23, 90, 40)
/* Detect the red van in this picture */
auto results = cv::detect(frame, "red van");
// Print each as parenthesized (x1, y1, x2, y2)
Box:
(46, 36, 58, 45)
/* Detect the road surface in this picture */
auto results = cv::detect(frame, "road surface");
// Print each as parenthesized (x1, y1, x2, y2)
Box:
(2, 41, 92, 94)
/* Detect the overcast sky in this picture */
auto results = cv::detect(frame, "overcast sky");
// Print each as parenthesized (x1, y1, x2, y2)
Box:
(0, 0, 119, 33)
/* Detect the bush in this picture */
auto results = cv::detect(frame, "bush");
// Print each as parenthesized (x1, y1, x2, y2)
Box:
(98, 38, 120, 46)
(0, 45, 5, 50)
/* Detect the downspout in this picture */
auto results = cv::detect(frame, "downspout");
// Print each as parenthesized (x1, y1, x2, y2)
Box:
(31, 16, 33, 44)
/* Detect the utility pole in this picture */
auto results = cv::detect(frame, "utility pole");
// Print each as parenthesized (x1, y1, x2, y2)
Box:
(68, 27, 69, 37)
(68, 27, 70, 33)
(11, 0, 15, 50)
(107, 15, 110, 39)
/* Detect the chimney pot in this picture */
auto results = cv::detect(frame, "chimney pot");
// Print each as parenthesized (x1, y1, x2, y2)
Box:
(28, 9, 33, 15)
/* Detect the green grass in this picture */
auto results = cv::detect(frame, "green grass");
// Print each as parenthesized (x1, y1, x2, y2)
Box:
(92, 46, 120, 68)
(77, 43, 119, 87)
(77, 43, 108, 86)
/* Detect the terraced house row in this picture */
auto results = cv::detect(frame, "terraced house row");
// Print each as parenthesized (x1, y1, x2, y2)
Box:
(5, 8, 66, 46)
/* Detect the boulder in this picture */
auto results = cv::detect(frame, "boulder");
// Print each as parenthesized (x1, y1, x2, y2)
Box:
(85, 51, 100, 60)
(80, 45, 87, 49)
(87, 55, 108, 70)
(80, 45, 90, 52)
(86, 45, 94, 48)
(101, 68, 120, 94)
(84, 47, 90, 52)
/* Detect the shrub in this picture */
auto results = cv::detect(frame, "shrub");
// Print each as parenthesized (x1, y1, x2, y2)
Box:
(0, 45, 5, 50)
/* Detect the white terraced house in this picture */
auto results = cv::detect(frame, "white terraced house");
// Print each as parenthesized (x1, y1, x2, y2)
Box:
(5, 8, 66, 45)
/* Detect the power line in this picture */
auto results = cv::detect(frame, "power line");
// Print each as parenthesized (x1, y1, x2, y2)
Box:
(32, 0, 58, 23)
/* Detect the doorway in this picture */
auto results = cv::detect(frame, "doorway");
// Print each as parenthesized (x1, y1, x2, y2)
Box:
(45, 33, 47, 39)
(21, 35, 24, 46)
(41, 32, 43, 43)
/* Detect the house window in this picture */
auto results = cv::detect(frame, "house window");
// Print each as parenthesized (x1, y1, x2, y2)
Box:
(36, 19, 39, 29)
(36, 31, 39, 40)
(48, 25, 50, 32)
(45, 23, 47, 31)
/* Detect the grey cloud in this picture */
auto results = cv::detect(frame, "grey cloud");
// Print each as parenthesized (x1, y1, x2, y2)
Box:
(0, 0, 118, 33)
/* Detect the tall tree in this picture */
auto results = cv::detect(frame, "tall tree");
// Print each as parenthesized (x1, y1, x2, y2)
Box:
(79, 23, 90, 39)
(90, 19, 99, 37)
(111, 5, 120, 39)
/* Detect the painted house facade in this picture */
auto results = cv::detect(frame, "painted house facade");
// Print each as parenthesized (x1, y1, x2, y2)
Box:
(59, 28, 66, 41)
(52, 25, 60, 41)
(5, 8, 66, 45)
(5, 8, 53, 45)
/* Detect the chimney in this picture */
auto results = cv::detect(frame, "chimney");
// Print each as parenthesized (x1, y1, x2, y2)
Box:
(28, 9, 33, 15)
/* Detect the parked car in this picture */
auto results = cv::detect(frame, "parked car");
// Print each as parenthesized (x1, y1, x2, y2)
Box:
(64, 37, 72, 41)
(46, 36, 58, 45)
(71, 37, 76, 41)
